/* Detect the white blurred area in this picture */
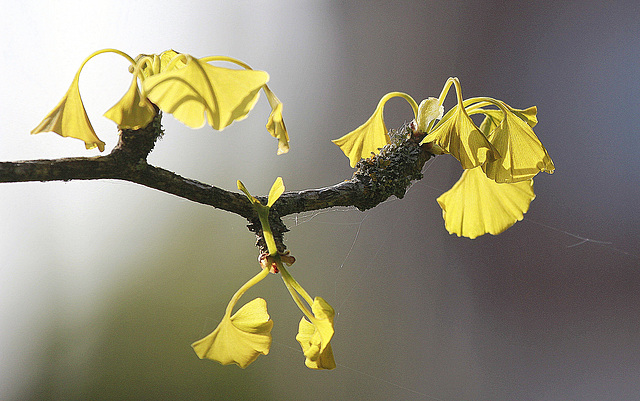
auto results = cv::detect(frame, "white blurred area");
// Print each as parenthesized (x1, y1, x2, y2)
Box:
(2, 1, 639, 400)
(1, 1, 348, 399)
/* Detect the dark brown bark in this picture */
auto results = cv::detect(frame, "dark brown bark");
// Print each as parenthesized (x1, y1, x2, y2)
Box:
(1, 113, 433, 253)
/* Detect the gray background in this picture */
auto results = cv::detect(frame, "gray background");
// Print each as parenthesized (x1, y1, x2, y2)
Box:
(1, 1, 639, 400)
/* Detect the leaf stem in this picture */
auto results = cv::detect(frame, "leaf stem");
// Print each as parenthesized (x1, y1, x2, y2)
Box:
(224, 267, 270, 318)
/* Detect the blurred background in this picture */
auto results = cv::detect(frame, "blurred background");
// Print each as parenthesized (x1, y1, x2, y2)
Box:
(1, 1, 638, 400)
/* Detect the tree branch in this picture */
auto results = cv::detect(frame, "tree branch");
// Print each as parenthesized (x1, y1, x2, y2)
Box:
(1, 114, 433, 253)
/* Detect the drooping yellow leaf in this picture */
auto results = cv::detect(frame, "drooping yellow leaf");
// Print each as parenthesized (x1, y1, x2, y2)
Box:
(509, 105, 538, 127)
(481, 104, 555, 183)
(142, 56, 269, 130)
(31, 74, 105, 151)
(134, 49, 186, 79)
(332, 97, 390, 168)
(477, 108, 503, 135)
(422, 104, 498, 169)
(191, 297, 273, 368)
(309, 296, 335, 352)
(477, 105, 538, 134)
(198, 56, 290, 155)
(332, 92, 418, 167)
(104, 76, 156, 130)
(295, 297, 336, 370)
(437, 166, 535, 239)
(296, 317, 336, 370)
(264, 86, 290, 155)
(156, 50, 183, 73)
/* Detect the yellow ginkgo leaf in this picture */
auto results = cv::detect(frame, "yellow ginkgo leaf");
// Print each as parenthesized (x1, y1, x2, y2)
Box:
(295, 297, 336, 370)
(142, 55, 269, 130)
(309, 296, 335, 351)
(104, 76, 156, 130)
(199, 56, 290, 155)
(133, 49, 186, 79)
(477, 105, 538, 134)
(31, 73, 106, 151)
(332, 97, 390, 168)
(296, 317, 336, 370)
(191, 297, 273, 368)
(267, 176, 285, 207)
(264, 86, 290, 155)
(437, 166, 536, 239)
(481, 105, 555, 183)
(509, 105, 538, 127)
(332, 92, 418, 168)
(422, 103, 497, 169)
(477, 108, 503, 135)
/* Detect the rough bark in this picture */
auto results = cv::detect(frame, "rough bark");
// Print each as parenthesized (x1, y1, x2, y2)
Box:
(1, 113, 434, 253)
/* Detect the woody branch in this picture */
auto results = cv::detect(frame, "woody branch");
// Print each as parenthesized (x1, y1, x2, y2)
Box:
(0, 113, 433, 252)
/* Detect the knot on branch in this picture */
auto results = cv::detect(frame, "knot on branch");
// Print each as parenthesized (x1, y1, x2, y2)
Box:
(111, 111, 164, 163)
(351, 123, 432, 210)
(247, 213, 289, 255)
